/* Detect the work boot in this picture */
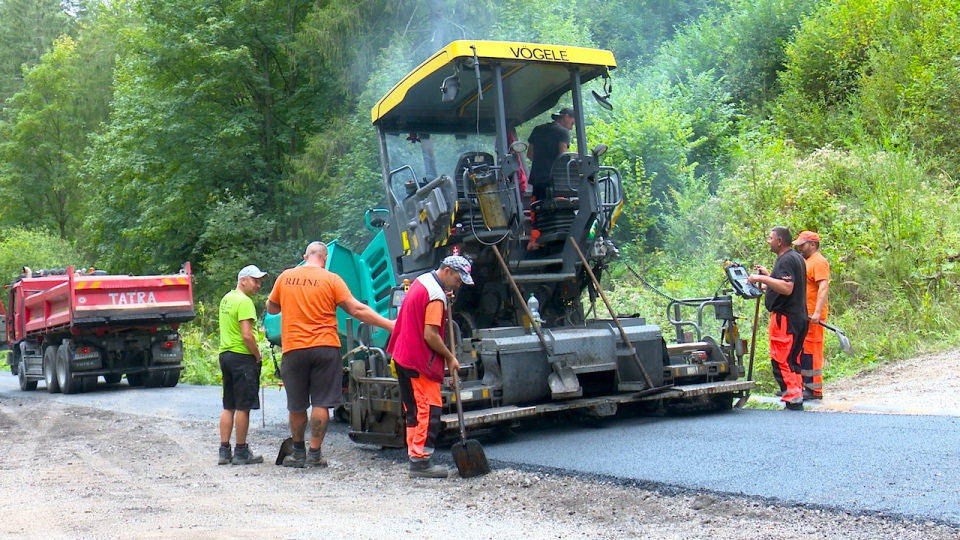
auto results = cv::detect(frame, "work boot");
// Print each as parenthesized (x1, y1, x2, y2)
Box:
(803, 389, 823, 400)
(232, 445, 264, 465)
(784, 400, 804, 411)
(218, 445, 232, 466)
(305, 448, 328, 468)
(282, 447, 306, 468)
(408, 459, 450, 479)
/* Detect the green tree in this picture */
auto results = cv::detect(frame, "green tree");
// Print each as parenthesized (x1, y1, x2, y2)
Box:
(0, 0, 80, 102)
(83, 0, 323, 278)
(657, 0, 817, 110)
(0, 36, 91, 238)
(775, 0, 960, 175)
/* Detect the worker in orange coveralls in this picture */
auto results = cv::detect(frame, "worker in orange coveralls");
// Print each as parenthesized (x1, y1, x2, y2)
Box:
(793, 230, 830, 400)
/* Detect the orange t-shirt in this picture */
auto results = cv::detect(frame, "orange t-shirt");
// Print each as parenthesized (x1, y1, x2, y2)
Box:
(268, 265, 353, 353)
(805, 251, 830, 319)
(424, 300, 444, 328)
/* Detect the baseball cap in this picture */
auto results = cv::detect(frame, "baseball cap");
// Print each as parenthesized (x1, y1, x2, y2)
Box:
(791, 231, 821, 245)
(238, 264, 267, 280)
(441, 255, 474, 285)
(551, 107, 575, 120)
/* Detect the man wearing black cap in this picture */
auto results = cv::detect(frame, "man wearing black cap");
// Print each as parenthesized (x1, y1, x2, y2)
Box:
(526, 106, 575, 200)
(386, 255, 473, 478)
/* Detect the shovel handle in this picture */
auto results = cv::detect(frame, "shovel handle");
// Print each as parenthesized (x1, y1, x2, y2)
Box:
(491, 244, 552, 354)
(447, 306, 468, 443)
(815, 320, 838, 332)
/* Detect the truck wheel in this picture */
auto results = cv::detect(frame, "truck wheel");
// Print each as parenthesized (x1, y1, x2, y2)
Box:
(104, 373, 122, 384)
(18, 359, 37, 391)
(144, 371, 165, 388)
(56, 344, 81, 394)
(126, 373, 144, 387)
(44, 346, 61, 394)
(81, 376, 98, 393)
(161, 369, 181, 388)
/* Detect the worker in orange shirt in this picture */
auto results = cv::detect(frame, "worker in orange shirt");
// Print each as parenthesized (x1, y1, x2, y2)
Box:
(793, 231, 830, 400)
(267, 241, 395, 467)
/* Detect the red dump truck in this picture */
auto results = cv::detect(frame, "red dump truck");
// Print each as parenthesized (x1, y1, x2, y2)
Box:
(1, 264, 195, 393)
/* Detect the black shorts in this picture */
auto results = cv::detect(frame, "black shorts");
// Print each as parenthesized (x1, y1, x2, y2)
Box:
(280, 346, 343, 412)
(219, 351, 261, 411)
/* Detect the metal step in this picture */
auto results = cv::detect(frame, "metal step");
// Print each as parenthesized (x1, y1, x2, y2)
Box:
(510, 272, 576, 283)
(440, 379, 758, 430)
(512, 258, 564, 269)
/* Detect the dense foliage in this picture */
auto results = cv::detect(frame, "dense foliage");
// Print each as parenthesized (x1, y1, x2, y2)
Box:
(2, 0, 960, 389)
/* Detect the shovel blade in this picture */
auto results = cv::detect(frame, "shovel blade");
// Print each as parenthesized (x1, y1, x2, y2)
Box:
(836, 331, 855, 356)
(818, 321, 855, 356)
(275, 437, 293, 466)
(452, 439, 490, 478)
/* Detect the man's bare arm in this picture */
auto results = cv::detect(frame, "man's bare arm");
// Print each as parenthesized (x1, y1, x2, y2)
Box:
(239, 319, 261, 362)
(339, 297, 395, 333)
(424, 324, 460, 372)
(812, 279, 829, 321)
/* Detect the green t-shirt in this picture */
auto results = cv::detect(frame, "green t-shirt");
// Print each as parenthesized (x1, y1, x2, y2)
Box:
(219, 289, 257, 354)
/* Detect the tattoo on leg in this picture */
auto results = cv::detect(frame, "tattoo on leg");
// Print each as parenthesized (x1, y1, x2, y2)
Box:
(310, 416, 327, 439)
(290, 416, 307, 440)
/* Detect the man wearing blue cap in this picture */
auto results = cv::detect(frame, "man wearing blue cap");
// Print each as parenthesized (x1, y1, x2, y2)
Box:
(386, 255, 474, 478)
(217, 264, 268, 465)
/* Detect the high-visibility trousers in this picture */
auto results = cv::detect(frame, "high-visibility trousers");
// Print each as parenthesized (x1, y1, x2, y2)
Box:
(769, 312, 807, 404)
(801, 321, 825, 397)
(396, 365, 442, 461)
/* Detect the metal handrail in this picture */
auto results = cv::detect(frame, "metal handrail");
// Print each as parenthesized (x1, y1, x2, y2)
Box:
(667, 297, 732, 343)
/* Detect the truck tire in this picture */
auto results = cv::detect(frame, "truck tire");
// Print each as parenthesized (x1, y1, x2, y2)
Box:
(44, 346, 61, 394)
(81, 376, 98, 393)
(18, 358, 37, 391)
(104, 373, 122, 384)
(126, 373, 144, 387)
(162, 369, 181, 388)
(56, 344, 82, 394)
(144, 371, 165, 388)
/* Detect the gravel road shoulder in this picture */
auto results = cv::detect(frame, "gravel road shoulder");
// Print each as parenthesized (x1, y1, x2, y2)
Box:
(0, 351, 958, 539)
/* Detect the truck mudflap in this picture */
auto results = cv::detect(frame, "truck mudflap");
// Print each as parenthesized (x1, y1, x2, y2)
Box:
(439, 379, 755, 430)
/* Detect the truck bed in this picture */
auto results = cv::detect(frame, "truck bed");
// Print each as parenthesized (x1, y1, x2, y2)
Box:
(19, 267, 194, 336)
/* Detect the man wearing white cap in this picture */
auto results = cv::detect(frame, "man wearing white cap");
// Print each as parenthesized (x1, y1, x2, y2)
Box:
(386, 255, 474, 478)
(218, 264, 268, 465)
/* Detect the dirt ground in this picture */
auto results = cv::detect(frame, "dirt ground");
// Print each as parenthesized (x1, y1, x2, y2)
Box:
(1, 352, 958, 539)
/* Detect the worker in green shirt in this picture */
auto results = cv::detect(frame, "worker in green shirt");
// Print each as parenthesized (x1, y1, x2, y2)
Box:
(218, 264, 268, 465)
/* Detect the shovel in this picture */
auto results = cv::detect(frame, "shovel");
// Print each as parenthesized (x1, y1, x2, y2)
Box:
(447, 307, 491, 478)
(816, 320, 855, 356)
(568, 237, 670, 396)
(735, 296, 763, 409)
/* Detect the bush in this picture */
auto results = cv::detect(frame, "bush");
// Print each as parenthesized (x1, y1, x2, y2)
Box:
(0, 227, 88, 286)
(639, 140, 960, 387)
(179, 300, 282, 388)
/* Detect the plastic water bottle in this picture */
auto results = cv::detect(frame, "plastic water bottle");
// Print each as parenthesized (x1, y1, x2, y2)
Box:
(527, 293, 541, 326)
